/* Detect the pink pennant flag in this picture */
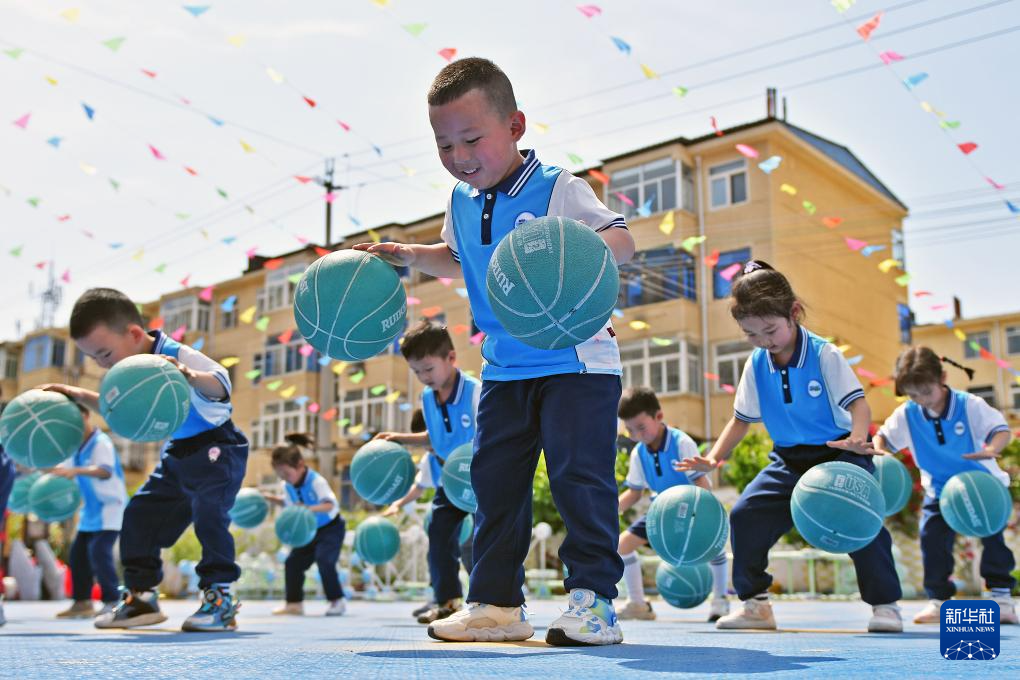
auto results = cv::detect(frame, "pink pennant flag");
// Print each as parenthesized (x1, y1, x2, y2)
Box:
(294, 175, 312, 184)
(470, 331, 485, 346)
(735, 144, 759, 159)
(148, 144, 166, 160)
(914, 290, 933, 297)
(180, 274, 191, 288)
(957, 142, 978, 155)
(324, 192, 337, 203)
(930, 303, 951, 311)
(438, 277, 452, 286)
(985, 177, 1005, 190)
(299, 343, 315, 357)
(613, 192, 635, 207)
(184, 166, 199, 176)
(856, 12, 883, 40)
(56, 214, 71, 222)
(576, 4, 601, 18)
(307, 402, 321, 414)
(844, 237, 867, 251)
(879, 51, 904, 65)
(35, 261, 48, 270)
(60, 268, 71, 283)
(719, 262, 742, 281)
(710, 116, 723, 136)
(856, 367, 877, 380)
(245, 246, 258, 259)
(141, 68, 157, 78)
(406, 296, 421, 305)
(171, 325, 187, 341)
(996, 358, 1011, 369)
(12, 113, 30, 129)
(337, 120, 351, 132)
(438, 47, 457, 62)
(721, 384, 736, 394)
(199, 285, 214, 301)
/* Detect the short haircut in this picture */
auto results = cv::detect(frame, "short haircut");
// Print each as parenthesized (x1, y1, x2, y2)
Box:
(618, 386, 662, 420)
(69, 288, 143, 339)
(427, 57, 517, 118)
(410, 408, 426, 434)
(400, 320, 454, 361)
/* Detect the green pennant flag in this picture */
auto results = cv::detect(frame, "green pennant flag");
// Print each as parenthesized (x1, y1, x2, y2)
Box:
(108, 178, 121, 191)
(673, 86, 689, 97)
(216, 187, 228, 199)
(566, 152, 584, 165)
(254, 316, 269, 331)
(370, 384, 387, 396)
(27, 197, 40, 207)
(4, 48, 24, 59)
(10, 245, 23, 257)
(154, 263, 167, 273)
(102, 37, 126, 52)
(244, 369, 261, 380)
(403, 23, 427, 37)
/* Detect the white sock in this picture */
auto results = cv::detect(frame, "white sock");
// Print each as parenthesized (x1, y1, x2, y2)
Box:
(710, 553, 729, 600)
(621, 552, 645, 603)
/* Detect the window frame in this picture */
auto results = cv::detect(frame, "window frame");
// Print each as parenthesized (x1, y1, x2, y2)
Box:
(714, 340, 754, 392)
(708, 159, 749, 210)
(608, 157, 679, 219)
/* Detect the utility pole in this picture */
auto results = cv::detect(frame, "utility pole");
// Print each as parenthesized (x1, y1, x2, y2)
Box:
(314, 158, 345, 248)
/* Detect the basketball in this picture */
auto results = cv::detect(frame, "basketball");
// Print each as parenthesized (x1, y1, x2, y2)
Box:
(229, 488, 270, 529)
(99, 354, 191, 441)
(655, 561, 713, 609)
(458, 513, 473, 545)
(791, 461, 885, 553)
(28, 473, 82, 522)
(350, 440, 415, 505)
(939, 470, 1012, 538)
(485, 216, 620, 350)
(872, 454, 912, 516)
(8, 471, 42, 514)
(646, 486, 729, 566)
(440, 443, 477, 513)
(275, 505, 318, 547)
(293, 250, 407, 361)
(355, 516, 401, 565)
(0, 389, 84, 468)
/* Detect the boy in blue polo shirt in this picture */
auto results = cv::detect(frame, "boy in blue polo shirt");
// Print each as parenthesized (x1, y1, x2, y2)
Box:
(357, 57, 635, 646)
(53, 403, 127, 619)
(43, 287, 249, 632)
(377, 321, 480, 625)
(616, 387, 730, 622)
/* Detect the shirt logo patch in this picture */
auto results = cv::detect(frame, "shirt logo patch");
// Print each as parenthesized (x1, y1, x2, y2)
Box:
(807, 380, 823, 398)
(954, 421, 966, 436)
(461, 413, 472, 429)
(208, 446, 221, 463)
(514, 211, 536, 227)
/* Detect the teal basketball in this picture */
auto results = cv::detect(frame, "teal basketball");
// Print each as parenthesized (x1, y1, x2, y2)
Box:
(0, 390, 84, 468)
(791, 461, 885, 553)
(275, 505, 317, 547)
(872, 454, 912, 516)
(350, 440, 415, 505)
(655, 561, 713, 609)
(293, 250, 407, 361)
(8, 472, 42, 514)
(28, 473, 82, 522)
(229, 488, 269, 529)
(440, 443, 477, 514)
(939, 470, 1012, 538)
(355, 516, 401, 565)
(486, 216, 620, 350)
(646, 486, 729, 566)
(99, 354, 191, 441)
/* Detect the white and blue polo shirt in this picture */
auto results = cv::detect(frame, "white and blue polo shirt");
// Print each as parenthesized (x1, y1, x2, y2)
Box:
(149, 330, 233, 440)
(441, 150, 627, 381)
(733, 326, 865, 449)
(283, 468, 339, 527)
(625, 426, 705, 496)
(417, 370, 480, 488)
(70, 429, 127, 532)
(879, 388, 1010, 498)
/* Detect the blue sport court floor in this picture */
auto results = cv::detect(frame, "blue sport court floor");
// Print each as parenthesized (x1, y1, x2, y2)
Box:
(1, 598, 1016, 678)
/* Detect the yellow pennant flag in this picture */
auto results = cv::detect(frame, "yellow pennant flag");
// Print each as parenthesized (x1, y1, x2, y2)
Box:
(79, 162, 97, 175)
(532, 122, 549, 134)
(367, 229, 381, 244)
(385, 391, 401, 403)
(658, 210, 675, 235)
(641, 64, 658, 79)
(836, 344, 851, 354)
(220, 357, 240, 368)
(331, 361, 348, 375)
(348, 424, 365, 435)
(45, 76, 58, 86)
(227, 34, 246, 47)
(952, 328, 967, 342)
(266, 67, 285, 84)
(629, 320, 650, 330)
(239, 305, 256, 324)
(239, 139, 255, 153)
(780, 184, 797, 195)
(60, 8, 81, 23)
(279, 386, 296, 398)
(877, 258, 901, 274)
(132, 249, 145, 262)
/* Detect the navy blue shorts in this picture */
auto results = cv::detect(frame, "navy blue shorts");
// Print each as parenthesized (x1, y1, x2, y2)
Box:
(626, 514, 648, 541)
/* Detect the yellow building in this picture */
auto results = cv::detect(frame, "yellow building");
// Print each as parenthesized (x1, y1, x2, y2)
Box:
(1, 111, 913, 505)
(913, 310, 1020, 428)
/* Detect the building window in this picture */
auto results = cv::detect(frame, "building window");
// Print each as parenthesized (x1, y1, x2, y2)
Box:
(22, 335, 64, 373)
(220, 306, 237, 330)
(963, 331, 990, 359)
(709, 159, 748, 209)
(968, 385, 996, 408)
(715, 341, 754, 391)
(891, 228, 906, 270)
(619, 338, 700, 395)
(1006, 326, 1020, 356)
(160, 296, 210, 333)
(608, 157, 678, 218)
(339, 388, 408, 437)
(713, 248, 751, 299)
(681, 163, 696, 213)
(0, 350, 17, 379)
(618, 246, 696, 308)
(897, 303, 913, 344)
(253, 400, 308, 449)
(259, 264, 306, 313)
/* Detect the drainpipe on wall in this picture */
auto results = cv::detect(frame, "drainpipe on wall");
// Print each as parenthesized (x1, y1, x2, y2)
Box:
(696, 155, 711, 442)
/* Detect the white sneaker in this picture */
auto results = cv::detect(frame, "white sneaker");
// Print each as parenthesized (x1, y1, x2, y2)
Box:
(708, 597, 730, 623)
(913, 599, 943, 624)
(546, 589, 623, 646)
(868, 604, 903, 633)
(427, 602, 533, 642)
(0, 594, 5, 627)
(272, 602, 305, 616)
(618, 599, 655, 621)
(992, 594, 1018, 625)
(326, 600, 346, 617)
(716, 597, 776, 630)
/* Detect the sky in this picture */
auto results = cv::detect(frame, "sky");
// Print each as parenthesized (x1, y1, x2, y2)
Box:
(1, 0, 1018, 342)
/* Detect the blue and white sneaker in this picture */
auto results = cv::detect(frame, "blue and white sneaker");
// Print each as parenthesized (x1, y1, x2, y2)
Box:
(181, 586, 239, 632)
(546, 589, 623, 646)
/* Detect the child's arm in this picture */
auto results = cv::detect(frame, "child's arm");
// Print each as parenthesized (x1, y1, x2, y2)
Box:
(962, 429, 1011, 459)
(599, 227, 635, 266)
(826, 398, 878, 455)
(373, 431, 431, 448)
(871, 433, 895, 456)
(352, 242, 462, 279)
(618, 487, 643, 513)
(693, 475, 712, 490)
(304, 500, 335, 514)
(38, 384, 100, 412)
(261, 492, 286, 507)
(49, 465, 111, 480)
(161, 355, 227, 401)
(383, 484, 425, 517)
(674, 417, 750, 472)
